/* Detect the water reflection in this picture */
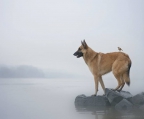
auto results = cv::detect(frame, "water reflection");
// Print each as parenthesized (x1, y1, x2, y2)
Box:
(75, 105, 144, 119)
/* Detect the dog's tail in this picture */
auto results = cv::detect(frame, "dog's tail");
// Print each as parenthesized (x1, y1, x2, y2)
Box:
(123, 60, 131, 86)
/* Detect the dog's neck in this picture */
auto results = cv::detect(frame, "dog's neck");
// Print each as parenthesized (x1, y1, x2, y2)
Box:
(83, 47, 98, 65)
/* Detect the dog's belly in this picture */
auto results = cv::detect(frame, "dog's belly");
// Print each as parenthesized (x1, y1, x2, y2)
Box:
(88, 65, 112, 76)
(100, 68, 112, 75)
(99, 63, 112, 75)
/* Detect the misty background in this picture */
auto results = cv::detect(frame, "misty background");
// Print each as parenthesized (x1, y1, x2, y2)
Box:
(1, 1, 144, 119)
(0, 0, 144, 80)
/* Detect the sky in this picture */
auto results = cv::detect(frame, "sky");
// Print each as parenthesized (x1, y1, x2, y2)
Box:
(0, 0, 144, 79)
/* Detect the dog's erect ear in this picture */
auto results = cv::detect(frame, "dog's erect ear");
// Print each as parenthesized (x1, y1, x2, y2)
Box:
(81, 39, 88, 49)
(81, 41, 85, 47)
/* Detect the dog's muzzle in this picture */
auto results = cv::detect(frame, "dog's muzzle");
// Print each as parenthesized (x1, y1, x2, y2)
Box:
(73, 51, 83, 58)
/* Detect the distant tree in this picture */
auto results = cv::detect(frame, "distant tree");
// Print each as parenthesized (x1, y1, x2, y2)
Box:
(0, 65, 45, 78)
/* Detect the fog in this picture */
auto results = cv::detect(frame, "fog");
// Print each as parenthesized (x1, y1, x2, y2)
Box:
(0, 65, 83, 78)
(0, 1, 144, 119)
(0, 65, 45, 78)
(0, 0, 144, 80)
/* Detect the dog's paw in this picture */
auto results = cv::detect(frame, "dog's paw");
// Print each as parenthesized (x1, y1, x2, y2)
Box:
(117, 89, 121, 92)
(102, 94, 106, 96)
(111, 89, 116, 91)
(91, 94, 96, 97)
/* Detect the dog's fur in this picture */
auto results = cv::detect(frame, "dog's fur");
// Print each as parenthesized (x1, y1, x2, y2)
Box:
(73, 40, 131, 96)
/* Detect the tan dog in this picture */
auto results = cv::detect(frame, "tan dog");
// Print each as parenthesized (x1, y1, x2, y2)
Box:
(73, 40, 131, 96)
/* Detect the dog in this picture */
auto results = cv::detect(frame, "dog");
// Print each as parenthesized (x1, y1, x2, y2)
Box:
(73, 40, 131, 96)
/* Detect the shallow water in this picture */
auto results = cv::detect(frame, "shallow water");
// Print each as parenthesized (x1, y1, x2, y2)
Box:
(0, 78, 143, 119)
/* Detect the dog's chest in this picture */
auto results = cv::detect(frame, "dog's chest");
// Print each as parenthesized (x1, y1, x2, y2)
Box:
(88, 66, 93, 74)
(87, 63, 97, 75)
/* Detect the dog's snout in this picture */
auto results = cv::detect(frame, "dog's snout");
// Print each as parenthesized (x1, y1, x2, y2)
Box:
(73, 52, 77, 56)
(73, 51, 83, 58)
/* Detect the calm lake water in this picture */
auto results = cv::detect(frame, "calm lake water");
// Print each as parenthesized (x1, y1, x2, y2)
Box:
(0, 78, 143, 119)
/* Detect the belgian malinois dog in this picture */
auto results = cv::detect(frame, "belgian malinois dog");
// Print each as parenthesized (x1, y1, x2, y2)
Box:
(73, 40, 131, 96)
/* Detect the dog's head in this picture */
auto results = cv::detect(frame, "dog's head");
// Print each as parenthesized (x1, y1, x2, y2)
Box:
(73, 40, 88, 58)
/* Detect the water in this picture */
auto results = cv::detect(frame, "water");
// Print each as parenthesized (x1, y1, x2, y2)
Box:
(0, 78, 143, 119)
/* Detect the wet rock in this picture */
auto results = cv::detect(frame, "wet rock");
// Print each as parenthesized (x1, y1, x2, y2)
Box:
(75, 90, 144, 113)
(75, 94, 110, 110)
(115, 99, 133, 112)
(130, 93, 144, 107)
(75, 94, 87, 107)
(85, 95, 110, 107)
(119, 90, 133, 99)
(139, 105, 144, 111)
(105, 88, 123, 106)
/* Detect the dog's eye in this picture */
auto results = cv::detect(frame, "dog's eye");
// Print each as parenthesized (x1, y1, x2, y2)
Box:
(78, 48, 81, 50)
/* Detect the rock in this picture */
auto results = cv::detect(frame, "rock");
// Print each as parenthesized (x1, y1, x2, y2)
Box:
(85, 95, 110, 107)
(75, 94, 110, 110)
(75, 90, 144, 113)
(115, 99, 133, 112)
(130, 93, 144, 107)
(75, 94, 87, 107)
(105, 88, 123, 106)
(139, 105, 144, 111)
(119, 90, 133, 99)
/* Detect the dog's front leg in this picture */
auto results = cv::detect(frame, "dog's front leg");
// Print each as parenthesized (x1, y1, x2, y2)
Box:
(99, 76, 106, 95)
(93, 76, 99, 96)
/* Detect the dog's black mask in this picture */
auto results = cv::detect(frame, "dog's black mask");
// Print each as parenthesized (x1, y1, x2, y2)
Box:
(73, 49, 83, 58)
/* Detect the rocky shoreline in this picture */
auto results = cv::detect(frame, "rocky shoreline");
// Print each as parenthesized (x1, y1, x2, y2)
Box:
(75, 88, 144, 112)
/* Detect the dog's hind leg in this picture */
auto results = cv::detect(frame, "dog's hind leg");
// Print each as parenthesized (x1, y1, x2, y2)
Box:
(117, 76, 125, 92)
(112, 61, 125, 91)
(112, 71, 122, 91)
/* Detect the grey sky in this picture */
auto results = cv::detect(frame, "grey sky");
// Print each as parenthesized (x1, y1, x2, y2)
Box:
(0, 0, 144, 79)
